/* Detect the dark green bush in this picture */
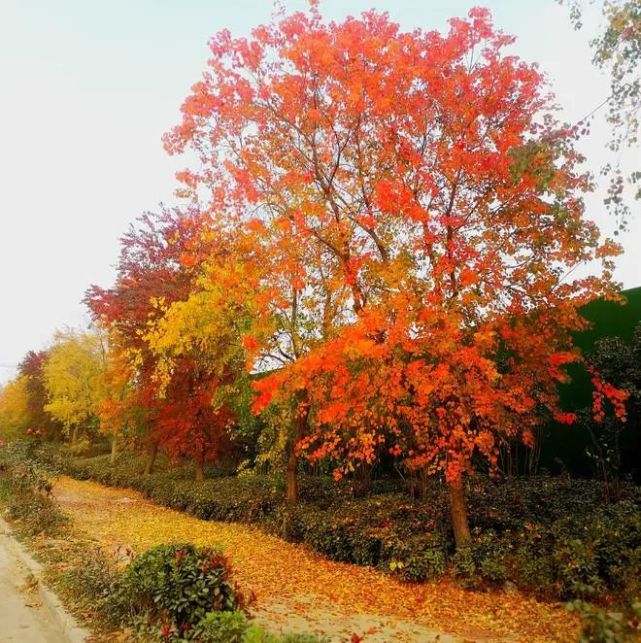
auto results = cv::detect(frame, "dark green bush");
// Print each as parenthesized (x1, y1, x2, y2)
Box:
(469, 530, 509, 585)
(452, 546, 477, 588)
(109, 543, 250, 640)
(553, 533, 603, 599)
(59, 452, 281, 523)
(150, 477, 278, 523)
(254, 633, 328, 643)
(593, 501, 641, 598)
(300, 514, 355, 563)
(385, 534, 447, 582)
(509, 533, 557, 596)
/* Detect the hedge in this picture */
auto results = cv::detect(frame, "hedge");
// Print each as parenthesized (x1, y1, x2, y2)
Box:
(34, 444, 641, 602)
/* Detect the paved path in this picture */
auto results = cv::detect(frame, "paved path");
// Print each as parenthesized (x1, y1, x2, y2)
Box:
(0, 530, 62, 643)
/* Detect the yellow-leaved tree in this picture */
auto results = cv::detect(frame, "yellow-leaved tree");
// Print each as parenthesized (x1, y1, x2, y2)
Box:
(0, 376, 31, 440)
(43, 329, 108, 445)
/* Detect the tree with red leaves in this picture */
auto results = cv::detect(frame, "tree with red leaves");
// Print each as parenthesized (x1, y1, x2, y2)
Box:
(17, 350, 62, 440)
(86, 208, 235, 479)
(165, 5, 624, 545)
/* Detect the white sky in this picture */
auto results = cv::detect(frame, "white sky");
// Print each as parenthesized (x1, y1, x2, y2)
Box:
(0, 0, 639, 384)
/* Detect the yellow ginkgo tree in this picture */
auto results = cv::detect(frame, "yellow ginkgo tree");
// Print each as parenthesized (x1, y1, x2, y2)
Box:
(0, 375, 31, 440)
(43, 328, 109, 445)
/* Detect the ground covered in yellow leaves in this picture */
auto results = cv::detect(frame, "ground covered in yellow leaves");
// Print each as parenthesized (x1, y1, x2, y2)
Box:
(52, 476, 578, 642)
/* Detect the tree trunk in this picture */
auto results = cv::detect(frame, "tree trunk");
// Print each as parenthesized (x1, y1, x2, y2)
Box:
(352, 463, 372, 498)
(285, 446, 298, 502)
(285, 394, 310, 503)
(195, 449, 205, 482)
(110, 436, 118, 465)
(448, 477, 472, 549)
(144, 441, 158, 476)
(71, 425, 78, 446)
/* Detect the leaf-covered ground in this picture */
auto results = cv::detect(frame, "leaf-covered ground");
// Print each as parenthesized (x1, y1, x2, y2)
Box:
(52, 476, 578, 642)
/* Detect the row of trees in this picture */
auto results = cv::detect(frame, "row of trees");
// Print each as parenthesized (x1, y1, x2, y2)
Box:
(0, 6, 631, 548)
(0, 330, 110, 447)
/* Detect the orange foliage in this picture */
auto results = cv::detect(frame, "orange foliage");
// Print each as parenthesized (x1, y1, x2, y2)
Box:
(166, 5, 623, 483)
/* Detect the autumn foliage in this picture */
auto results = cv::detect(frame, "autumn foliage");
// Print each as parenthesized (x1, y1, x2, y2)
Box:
(159, 4, 624, 543)
(84, 209, 241, 477)
(0, 5, 631, 547)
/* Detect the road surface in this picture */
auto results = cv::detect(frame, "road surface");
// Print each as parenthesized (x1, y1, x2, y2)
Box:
(0, 530, 64, 642)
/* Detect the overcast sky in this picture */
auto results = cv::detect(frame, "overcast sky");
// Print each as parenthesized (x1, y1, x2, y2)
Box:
(1, 0, 639, 384)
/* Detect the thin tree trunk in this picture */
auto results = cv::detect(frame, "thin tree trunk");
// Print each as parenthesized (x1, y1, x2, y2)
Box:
(71, 425, 78, 446)
(110, 436, 118, 465)
(144, 441, 158, 476)
(448, 477, 472, 549)
(285, 446, 298, 502)
(353, 462, 372, 498)
(195, 448, 205, 482)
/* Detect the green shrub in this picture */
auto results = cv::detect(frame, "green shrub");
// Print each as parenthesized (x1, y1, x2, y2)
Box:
(7, 491, 68, 536)
(593, 501, 641, 598)
(196, 611, 250, 642)
(452, 546, 477, 588)
(509, 535, 557, 596)
(568, 600, 641, 643)
(240, 621, 328, 643)
(57, 544, 120, 621)
(301, 516, 355, 563)
(470, 530, 509, 585)
(553, 534, 603, 599)
(386, 535, 447, 582)
(68, 437, 93, 457)
(59, 451, 281, 524)
(172, 609, 329, 643)
(109, 543, 249, 640)
(194, 612, 326, 643)
(350, 532, 384, 567)
(1, 458, 67, 537)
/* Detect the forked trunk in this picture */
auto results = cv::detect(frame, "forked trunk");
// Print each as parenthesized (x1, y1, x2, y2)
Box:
(110, 436, 118, 465)
(448, 477, 472, 550)
(144, 441, 158, 476)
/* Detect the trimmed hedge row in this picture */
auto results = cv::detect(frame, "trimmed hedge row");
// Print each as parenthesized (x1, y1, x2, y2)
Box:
(38, 445, 641, 602)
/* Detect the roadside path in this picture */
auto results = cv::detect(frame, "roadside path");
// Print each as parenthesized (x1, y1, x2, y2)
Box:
(0, 527, 64, 643)
(52, 476, 578, 643)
